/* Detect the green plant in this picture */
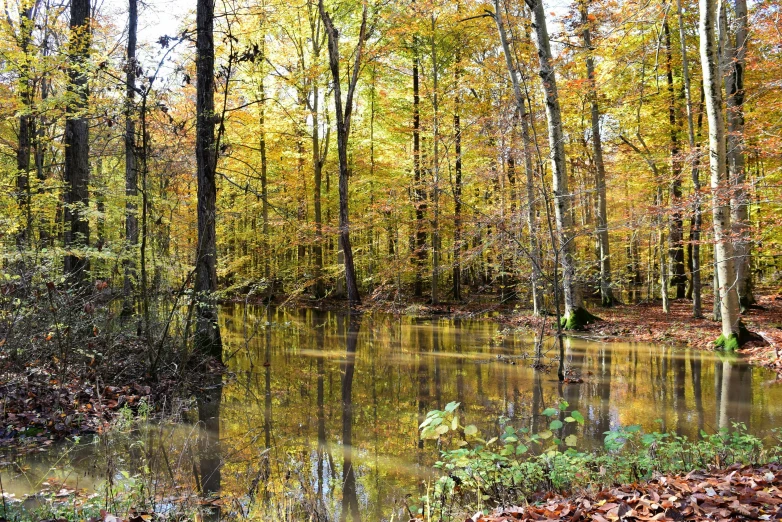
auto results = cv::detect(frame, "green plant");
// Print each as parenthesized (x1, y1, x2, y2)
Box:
(417, 403, 782, 521)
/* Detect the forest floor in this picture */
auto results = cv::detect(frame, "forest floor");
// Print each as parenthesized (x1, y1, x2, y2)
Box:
(471, 462, 782, 521)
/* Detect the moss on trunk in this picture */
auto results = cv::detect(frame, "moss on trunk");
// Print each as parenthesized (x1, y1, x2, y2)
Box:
(560, 306, 601, 330)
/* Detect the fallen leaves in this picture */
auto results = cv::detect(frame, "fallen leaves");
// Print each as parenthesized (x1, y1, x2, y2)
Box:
(0, 366, 154, 443)
(467, 463, 782, 521)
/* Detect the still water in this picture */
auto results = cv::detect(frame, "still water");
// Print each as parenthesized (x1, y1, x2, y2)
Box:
(4, 305, 782, 520)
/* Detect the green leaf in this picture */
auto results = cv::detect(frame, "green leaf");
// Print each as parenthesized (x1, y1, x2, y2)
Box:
(542, 408, 557, 417)
(565, 434, 577, 447)
(538, 430, 553, 439)
(570, 411, 585, 425)
(550, 420, 564, 430)
(445, 401, 460, 413)
(516, 444, 528, 455)
(435, 424, 449, 436)
(464, 425, 478, 437)
(565, 416, 576, 423)
(559, 400, 569, 409)
(451, 416, 459, 431)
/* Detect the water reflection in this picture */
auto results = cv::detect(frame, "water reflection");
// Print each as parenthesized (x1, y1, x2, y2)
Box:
(3, 307, 782, 521)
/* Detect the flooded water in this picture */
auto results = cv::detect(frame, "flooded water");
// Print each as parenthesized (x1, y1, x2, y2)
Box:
(3, 305, 782, 520)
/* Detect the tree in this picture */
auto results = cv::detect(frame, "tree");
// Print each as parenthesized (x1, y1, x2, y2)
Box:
(14, 0, 36, 249)
(63, 0, 92, 283)
(676, 0, 703, 317)
(527, 0, 595, 329)
(663, 8, 686, 299)
(579, 0, 613, 307)
(699, 0, 742, 348)
(194, 0, 222, 357)
(493, 0, 543, 315)
(318, 0, 368, 307)
(122, 0, 138, 315)
(723, 0, 752, 308)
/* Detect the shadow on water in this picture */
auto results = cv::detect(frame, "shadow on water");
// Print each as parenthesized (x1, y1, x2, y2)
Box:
(3, 306, 782, 521)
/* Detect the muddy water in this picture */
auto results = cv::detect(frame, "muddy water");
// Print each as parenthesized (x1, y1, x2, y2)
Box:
(3, 305, 782, 520)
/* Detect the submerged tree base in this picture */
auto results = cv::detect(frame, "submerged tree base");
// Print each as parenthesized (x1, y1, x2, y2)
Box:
(560, 306, 601, 330)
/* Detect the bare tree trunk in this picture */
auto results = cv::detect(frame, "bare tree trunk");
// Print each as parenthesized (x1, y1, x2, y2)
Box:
(319, 0, 366, 306)
(580, 0, 613, 307)
(724, 0, 752, 308)
(700, 0, 742, 347)
(63, 0, 91, 284)
(195, 0, 222, 358)
(122, 0, 138, 315)
(453, 28, 463, 302)
(494, 0, 543, 314)
(677, 0, 703, 317)
(413, 45, 426, 298)
(259, 77, 271, 298)
(663, 13, 687, 299)
(16, 0, 35, 250)
(430, 14, 440, 305)
(528, 0, 590, 327)
(309, 4, 327, 299)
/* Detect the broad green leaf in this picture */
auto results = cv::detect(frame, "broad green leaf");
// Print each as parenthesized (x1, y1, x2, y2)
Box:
(435, 424, 449, 436)
(516, 444, 528, 455)
(542, 408, 557, 417)
(464, 425, 478, 436)
(550, 420, 564, 430)
(538, 430, 553, 439)
(445, 401, 460, 413)
(565, 434, 577, 447)
(570, 410, 585, 425)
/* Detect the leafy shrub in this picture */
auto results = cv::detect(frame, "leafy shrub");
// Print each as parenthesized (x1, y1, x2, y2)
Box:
(417, 402, 782, 520)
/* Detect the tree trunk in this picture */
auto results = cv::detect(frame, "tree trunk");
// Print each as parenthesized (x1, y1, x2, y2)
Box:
(580, 0, 613, 307)
(122, 0, 138, 315)
(677, 0, 703, 317)
(663, 14, 687, 299)
(494, 0, 543, 314)
(194, 0, 222, 358)
(529, 0, 589, 327)
(700, 0, 742, 347)
(259, 76, 271, 298)
(430, 15, 440, 305)
(413, 46, 426, 298)
(724, 0, 752, 308)
(16, 0, 35, 249)
(319, 0, 365, 306)
(453, 31, 463, 302)
(63, 0, 91, 284)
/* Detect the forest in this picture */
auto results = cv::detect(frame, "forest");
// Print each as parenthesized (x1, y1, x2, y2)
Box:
(1, 0, 782, 518)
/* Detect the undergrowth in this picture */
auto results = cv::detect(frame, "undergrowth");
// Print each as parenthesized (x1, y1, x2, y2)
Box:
(413, 401, 782, 521)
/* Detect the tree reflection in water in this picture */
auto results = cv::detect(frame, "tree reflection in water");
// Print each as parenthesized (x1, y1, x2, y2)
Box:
(12, 307, 773, 520)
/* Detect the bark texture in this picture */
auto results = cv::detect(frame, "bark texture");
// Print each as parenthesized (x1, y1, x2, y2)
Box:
(528, 0, 585, 324)
(700, 0, 742, 343)
(195, 0, 222, 358)
(123, 0, 138, 314)
(724, 0, 752, 308)
(63, 0, 91, 284)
